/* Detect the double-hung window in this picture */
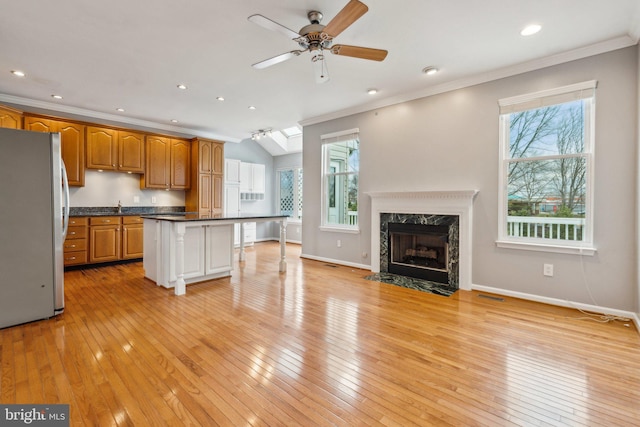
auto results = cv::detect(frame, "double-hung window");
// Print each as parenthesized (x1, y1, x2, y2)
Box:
(497, 81, 596, 254)
(277, 167, 303, 221)
(321, 128, 359, 231)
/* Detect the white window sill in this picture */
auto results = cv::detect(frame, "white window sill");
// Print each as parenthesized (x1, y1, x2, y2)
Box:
(496, 240, 596, 256)
(320, 225, 360, 234)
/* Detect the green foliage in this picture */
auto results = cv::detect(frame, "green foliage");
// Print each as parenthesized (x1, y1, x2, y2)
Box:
(554, 205, 574, 218)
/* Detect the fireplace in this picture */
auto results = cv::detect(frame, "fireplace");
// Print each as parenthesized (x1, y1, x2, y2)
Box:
(367, 190, 478, 291)
(381, 213, 459, 289)
(388, 222, 449, 283)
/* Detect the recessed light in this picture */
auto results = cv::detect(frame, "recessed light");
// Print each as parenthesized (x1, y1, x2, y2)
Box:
(11, 70, 25, 77)
(521, 24, 541, 36)
(248, 106, 256, 110)
(367, 88, 378, 95)
(177, 84, 187, 90)
(170, 119, 179, 123)
(116, 108, 125, 112)
(422, 66, 438, 75)
(51, 94, 63, 99)
(216, 96, 225, 101)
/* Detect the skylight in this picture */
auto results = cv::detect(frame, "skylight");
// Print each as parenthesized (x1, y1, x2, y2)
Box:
(281, 126, 302, 138)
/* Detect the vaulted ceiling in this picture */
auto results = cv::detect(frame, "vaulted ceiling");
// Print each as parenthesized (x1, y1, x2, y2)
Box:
(1, 0, 638, 155)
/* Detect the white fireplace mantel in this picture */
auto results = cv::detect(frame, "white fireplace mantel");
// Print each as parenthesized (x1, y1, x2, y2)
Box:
(367, 190, 478, 291)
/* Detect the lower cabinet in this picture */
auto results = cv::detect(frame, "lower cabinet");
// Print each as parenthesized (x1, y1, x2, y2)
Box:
(143, 219, 233, 289)
(64, 215, 143, 267)
(64, 217, 88, 266)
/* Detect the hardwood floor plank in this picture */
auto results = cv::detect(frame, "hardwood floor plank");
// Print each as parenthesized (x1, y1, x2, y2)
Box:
(1, 242, 639, 426)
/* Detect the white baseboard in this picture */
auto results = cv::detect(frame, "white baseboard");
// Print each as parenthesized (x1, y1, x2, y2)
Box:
(472, 284, 640, 333)
(300, 253, 371, 270)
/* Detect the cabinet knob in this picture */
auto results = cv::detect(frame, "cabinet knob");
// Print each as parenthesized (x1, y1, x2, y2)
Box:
(103, 219, 111, 223)
(69, 231, 76, 235)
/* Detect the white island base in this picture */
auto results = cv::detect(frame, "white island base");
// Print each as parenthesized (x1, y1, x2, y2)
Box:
(143, 215, 287, 295)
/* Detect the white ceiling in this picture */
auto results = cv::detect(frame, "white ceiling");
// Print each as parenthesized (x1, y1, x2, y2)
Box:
(1, 0, 638, 155)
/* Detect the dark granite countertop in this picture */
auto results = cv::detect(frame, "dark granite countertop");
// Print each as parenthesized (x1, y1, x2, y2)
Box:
(69, 206, 186, 217)
(140, 213, 288, 222)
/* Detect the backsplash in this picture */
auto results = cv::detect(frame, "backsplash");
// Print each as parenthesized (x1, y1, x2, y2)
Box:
(69, 206, 186, 216)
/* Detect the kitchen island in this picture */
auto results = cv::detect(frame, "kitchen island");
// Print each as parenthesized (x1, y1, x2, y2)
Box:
(142, 213, 288, 295)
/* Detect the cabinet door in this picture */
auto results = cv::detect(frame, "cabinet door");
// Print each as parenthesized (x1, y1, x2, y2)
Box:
(58, 121, 85, 187)
(212, 174, 223, 214)
(90, 225, 121, 262)
(198, 140, 213, 174)
(119, 131, 145, 173)
(198, 173, 212, 215)
(144, 135, 170, 188)
(170, 139, 190, 189)
(252, 163, 266, 193)
(24, 117, 85, 186)
(122, 223, 144, 259)
(212, 143, 224, 174)
(86, 126, 117, 170)
(225, 159, 241, 184)
(224, 185, 240, 216)
(239, 162, 252, 192)
(0, 106, 22, 129)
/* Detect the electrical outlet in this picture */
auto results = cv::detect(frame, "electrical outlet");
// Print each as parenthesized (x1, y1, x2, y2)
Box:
(337, 239, 342, 248)
(151, 196, 157, 204)
(133, 196, 140, 203)
(543, 264, 554, 277)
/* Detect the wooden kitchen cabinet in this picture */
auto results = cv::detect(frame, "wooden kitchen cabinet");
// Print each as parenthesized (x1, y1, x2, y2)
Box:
(64, 217, 88, 266)
(86, 126, 144, 173)
(0, 105, 22, 129)
(185, 138, 224, 216)
(122, 216, 144, 259)
(141, 135, 190, 189)
(89, 216, 121, 263)
(24, 115, 85, 186)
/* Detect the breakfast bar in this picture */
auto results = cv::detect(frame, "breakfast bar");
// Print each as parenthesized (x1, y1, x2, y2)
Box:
(142, 213, 288, 295)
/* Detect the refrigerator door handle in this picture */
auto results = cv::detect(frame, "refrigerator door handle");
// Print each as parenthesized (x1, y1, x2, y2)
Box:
(61, 160, 70, 240)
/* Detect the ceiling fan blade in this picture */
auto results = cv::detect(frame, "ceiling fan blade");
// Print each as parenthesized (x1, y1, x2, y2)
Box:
(322, 0, 368, 38)
(312, 54, 330, 84)
(248, 14, 300, 40)
(330, 44, 388, 61)
(252, 51, 303, 69)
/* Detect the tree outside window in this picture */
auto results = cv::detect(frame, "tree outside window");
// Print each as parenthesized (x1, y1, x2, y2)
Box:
(321, 130, 359, 229)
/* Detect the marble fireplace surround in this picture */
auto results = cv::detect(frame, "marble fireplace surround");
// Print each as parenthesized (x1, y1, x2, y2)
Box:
(368, 190, 478, 291)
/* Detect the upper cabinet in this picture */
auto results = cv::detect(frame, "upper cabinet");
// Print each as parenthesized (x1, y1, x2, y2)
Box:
(86, 126, 144, 173)
(0, 105, 22, 129)
(24, 116, 85, 187)
(225, 159, 241, 184)
(240, 161, 266, 199)
(141, 135, 190, 190)
(186, 138, 225, 216)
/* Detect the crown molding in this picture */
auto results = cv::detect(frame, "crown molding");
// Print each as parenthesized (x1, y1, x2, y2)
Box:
(0, 94, 240, 143)
(300, 35, 637, 127)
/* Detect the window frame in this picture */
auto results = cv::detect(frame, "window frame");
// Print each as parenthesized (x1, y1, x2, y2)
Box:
(496, 81, 597, 255)
(276, 166, 303, 223)
(320, 128, 360, 233)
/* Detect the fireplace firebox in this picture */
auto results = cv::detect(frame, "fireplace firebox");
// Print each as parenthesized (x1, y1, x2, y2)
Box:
(388, 222, 449, 283)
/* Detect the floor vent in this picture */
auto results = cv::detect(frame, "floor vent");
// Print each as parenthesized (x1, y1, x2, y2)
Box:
(478, 294, 504, 302)
(324, 264, 338, 268)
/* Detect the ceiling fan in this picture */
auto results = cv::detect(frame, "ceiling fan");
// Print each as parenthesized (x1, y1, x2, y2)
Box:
(248, 0, 388, 83)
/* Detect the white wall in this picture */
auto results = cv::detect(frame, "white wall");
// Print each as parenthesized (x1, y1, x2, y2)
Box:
(302, 46, 639, 312)
(69, 170, 184, 207)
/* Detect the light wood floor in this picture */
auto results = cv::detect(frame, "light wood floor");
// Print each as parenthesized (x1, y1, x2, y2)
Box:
(2, 242, 639, 426)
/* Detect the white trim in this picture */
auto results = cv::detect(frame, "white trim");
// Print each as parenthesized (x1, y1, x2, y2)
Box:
(495, 240, 596, 255)
(300, 253, 370, 270)
(300, 36, 635, 127)
(472, 284, 639, 333)
(498, 80, 597, 110)
(319, 225, 360, 234)
(320, 128, 359, 140)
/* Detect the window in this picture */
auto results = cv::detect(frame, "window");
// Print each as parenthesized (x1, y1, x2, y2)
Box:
(321, 129, 359, 231)
(497, 81, 596, 254)
(277, 167, 303, 221)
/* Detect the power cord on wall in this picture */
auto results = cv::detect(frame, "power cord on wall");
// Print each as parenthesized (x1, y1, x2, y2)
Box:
(568, 247, 632, 326)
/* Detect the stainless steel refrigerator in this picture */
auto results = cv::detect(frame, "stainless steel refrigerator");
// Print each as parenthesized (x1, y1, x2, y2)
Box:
(0, 127, 69, 329)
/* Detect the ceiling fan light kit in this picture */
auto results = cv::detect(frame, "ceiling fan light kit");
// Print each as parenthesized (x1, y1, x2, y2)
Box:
(248, 0, 388, 83)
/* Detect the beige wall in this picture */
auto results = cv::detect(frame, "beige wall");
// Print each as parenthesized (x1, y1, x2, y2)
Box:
(302, 46, 639, 312)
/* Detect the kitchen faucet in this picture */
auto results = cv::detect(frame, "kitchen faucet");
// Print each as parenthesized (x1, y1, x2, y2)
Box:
(117, 200, 122, 214)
